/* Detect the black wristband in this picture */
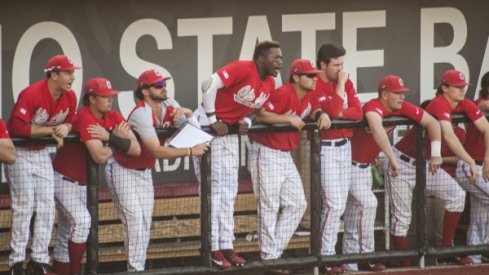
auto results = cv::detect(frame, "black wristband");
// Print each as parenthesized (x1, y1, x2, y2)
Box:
(108, 133, 131, 153)
(314, 111, 324, 121)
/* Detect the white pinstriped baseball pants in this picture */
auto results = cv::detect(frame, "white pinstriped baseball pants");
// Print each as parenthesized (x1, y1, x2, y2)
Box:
(342, 163, 378, 254)
(209, 135, 240, 251)
(386, 148, 465, 237)
(320, 139, 351, 256)
(248, 143, 306, 260)
(53, 171, 91, 263)
(456, 161, 489, 262)
(6, 148, 55, 266)
(105, 158, 154, 271)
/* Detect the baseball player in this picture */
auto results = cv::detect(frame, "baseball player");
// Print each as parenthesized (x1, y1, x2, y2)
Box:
(309, 43, 363, 275)
(106, 69, 209, 272)
(388, 69, 483, 266)
(0, 119, 16, 164)
(200, 40, 282, 269)
(456, 71, 489, 264)
(248, 59, 330, 275)
(343, 75, 440, 272)
(6, 55, 79, 275)
(51, 78, 140, 275)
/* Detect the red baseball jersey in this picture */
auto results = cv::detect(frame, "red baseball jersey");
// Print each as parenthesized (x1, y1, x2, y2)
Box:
(311, 76, 362, 140)
(52, 106, 125, 183)
(215, 60, 276, 124)
(351, 99, 424, 163)
(251, 83, 318, 151)
(114, 99, 179, 169)
(425, 95, 483, 122)
(464, 98, 487, 162)
(7, 79, 77, 149)
(0, 119, 10, 138)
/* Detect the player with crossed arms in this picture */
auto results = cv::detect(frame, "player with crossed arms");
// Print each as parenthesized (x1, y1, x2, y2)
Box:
(342, 75, 441, 272)
(248, 59, 331, 275)
(7, 55, 79, 275)
(200, 40, 283, 269)
(51, 78, 140, 275)
(107, 69, 209, 272)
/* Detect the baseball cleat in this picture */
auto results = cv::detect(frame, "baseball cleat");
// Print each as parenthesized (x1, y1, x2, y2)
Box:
(211, 250, 231, 270)
(222, 249, 246, 266)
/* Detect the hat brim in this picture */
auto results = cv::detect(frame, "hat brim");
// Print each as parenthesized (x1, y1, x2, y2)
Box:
(388, 88, 410, 93)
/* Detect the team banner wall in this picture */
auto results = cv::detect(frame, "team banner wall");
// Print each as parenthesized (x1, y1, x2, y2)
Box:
(2, 0, 489, 116)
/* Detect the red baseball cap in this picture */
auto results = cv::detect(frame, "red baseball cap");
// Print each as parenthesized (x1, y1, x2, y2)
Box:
(440, 69, 471, 87)
(44, 55, 81, 72)
(137, 69, 171, 88)
(289, 59, 320, 76)
(378, 75, 410, 93)
(84, 77, 118, 96)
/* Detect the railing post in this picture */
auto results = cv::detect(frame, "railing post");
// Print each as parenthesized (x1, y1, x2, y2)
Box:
(414, 125, 427, 267)
(200, 151, 212, 267)
(310, 129, 322, 258)
(86, 152, 100, 275)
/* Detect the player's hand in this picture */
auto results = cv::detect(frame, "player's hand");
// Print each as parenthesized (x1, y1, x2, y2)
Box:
(428, 156, 442, 174)
(289, 116, 304, 131)
(53, 123, 70, 138)
(317, 113, 331, 130)
(51, 131, 64, 149)
(172, 107, 193, 121)
(468, 161, 479, 183)
(338, 71, 349, 85)
(389, 159, 400, 177)
(483, 159, 489, 182)
(88, 124, 110, 141)
(210, 121, 228, 136)
(191, 142, 210, 157)
(238, 119, 250, 135)
(112, 122, 132, 138)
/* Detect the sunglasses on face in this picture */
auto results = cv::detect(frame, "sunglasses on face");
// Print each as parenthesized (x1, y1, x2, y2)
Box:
(299, 73, 317, 79)
(149, 80, 167, 89)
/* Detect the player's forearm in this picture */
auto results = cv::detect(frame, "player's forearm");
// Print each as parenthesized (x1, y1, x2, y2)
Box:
(444, 133, 474, 165)
(30, 125, 55, 138)
(91, 147, 113, 164)
(373, 131, 396, 163)
(255, 110, 290, 125)
(126, 136, 141, 157)
(202, 74, 223, 124)
(153, 146, 191, 159)
(0, 141, 16, 164)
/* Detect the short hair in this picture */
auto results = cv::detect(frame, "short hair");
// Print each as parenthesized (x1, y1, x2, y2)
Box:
(479, 71, 489, 98)
(46, 70, 59, 79)
(252, 40, 280, 61)
(316, 43, 346, 69)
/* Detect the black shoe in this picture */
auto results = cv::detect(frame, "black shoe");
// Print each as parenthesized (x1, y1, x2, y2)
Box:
(10, 262, 25, 275)
(26, 260, 57, 275)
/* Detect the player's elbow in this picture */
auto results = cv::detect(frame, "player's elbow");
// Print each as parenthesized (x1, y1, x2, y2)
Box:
(2, 154, 16, 165)
(127, 143, 141, 157)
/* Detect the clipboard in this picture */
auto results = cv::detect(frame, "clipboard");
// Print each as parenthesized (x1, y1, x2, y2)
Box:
(167, 122, 214, 148)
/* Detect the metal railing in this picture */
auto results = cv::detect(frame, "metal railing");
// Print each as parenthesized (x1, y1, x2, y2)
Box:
(5, 114, 489, 274)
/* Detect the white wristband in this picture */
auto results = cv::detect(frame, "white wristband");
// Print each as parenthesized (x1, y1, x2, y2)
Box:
(431, 141, 441, 157)
(243, 117, 252, 128)
(208, 115, 217, 124)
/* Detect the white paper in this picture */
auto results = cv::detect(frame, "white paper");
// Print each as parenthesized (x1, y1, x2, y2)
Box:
(167, 122, 214, 148)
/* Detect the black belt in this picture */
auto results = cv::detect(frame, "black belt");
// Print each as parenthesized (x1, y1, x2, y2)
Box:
(400, 154, 416, 166)
(62, 176, 85, 186)
(352, 161, 370, 169)
(475, 160, 484, 166)
(135, 168, 151, 171)
(321, 139, 348, 147)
